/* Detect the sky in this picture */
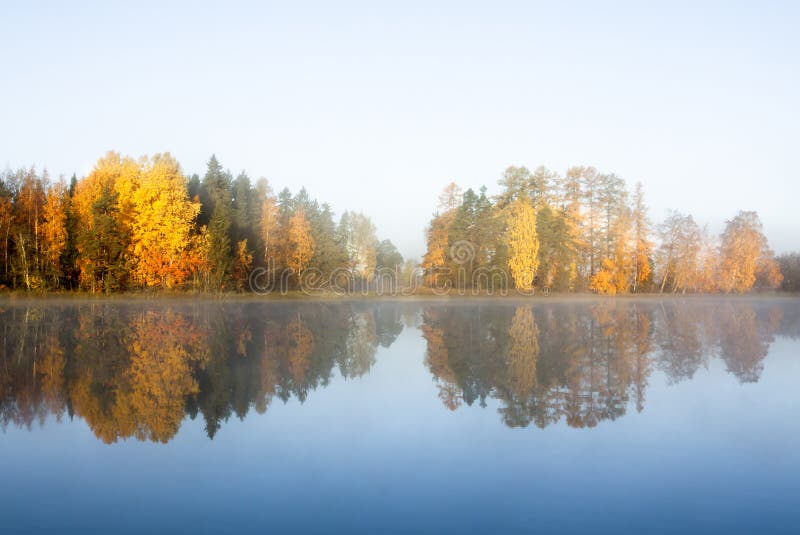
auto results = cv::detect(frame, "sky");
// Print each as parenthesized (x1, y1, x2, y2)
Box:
(1, 0, 798, 259)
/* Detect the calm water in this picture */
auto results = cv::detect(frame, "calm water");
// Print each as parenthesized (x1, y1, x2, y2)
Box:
(1, 297, 799, 534)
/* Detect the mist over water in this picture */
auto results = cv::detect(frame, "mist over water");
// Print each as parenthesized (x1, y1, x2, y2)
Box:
(1, 297, 799, 533)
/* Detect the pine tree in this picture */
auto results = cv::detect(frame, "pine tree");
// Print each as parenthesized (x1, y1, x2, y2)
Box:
(207, 200, 232, 290)
(79, 184, 128, 292)
(200, 156, 233, 290)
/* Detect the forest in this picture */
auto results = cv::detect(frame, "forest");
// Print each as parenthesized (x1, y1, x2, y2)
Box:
(0, 152, 406, 293)
(422, 166, 796, 294)
(0, 154, 797, 294)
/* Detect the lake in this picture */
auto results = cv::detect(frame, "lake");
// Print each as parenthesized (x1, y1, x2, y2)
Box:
(1, 297, 799, 534)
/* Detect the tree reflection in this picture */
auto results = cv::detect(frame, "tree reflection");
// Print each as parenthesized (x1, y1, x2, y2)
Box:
(0, 302, 401, 442)
(0, 299, 793, 440)
(421, 299, 789, 429)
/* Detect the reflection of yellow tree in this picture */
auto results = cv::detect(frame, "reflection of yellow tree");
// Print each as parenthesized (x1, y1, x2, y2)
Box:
(506, 307, 539, 400)
(125, 311, 207, 442)
(719, 304, 782, 383)
(287, 315, 314, 387)
(69, 373, 135, 443)
(68, 309, 208, 443)
(38, 333, 67, 420)
(421, 312, 462, 411)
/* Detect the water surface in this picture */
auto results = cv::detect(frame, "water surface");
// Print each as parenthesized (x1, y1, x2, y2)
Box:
(1, 297, 799, 534)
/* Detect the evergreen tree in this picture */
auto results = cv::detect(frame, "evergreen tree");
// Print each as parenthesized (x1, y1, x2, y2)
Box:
(201, 156, 233, 290)
(207, 200, 232, 290)
(79, 184, 128, 292)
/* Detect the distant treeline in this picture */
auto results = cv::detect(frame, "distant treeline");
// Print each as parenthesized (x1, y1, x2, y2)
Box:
(422, 166, 793, 294)
(0, 156, 797, 295)
(0, 152, 408, 292)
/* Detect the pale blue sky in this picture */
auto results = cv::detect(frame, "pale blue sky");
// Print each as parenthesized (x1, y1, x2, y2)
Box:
(1, 1, 797, 258)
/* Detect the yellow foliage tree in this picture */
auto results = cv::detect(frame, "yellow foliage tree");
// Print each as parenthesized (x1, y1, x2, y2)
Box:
(286, 209, 315, 276)
(506, 198, 539, 291)
(232, 239, 253, 292)
(41, 178, 68, 286)
(590, 258, 619, 295)
(421, 212, 453, 286)
(72, 152, 140, 289)
(129, 154, 200, 288)
(718, 211, 774, 293)
(72, 151, 139, 233)
(755, 250, 783, 289)
(0, 194, 12, 282)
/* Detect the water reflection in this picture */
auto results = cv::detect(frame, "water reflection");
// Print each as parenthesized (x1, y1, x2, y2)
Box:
(423, 300, 791, 428)
(0, 302, 409, 443)
(0, 299, 796, 442)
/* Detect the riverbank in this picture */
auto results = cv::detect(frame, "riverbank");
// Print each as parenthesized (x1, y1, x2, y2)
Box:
(0, 289, 796, 305)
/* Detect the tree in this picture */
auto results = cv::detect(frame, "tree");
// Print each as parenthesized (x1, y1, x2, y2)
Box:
(308, 201, 347, 277)
(590, 259, 618, 295)
(718, 211, 776, 293)
(575, 166, 602, 277)
(286, 209, 315, 277)
(422, 211, 454, 286)
(0, 184, 12, 284)
(496, 166, 531, 208)
(206, 201, 232, 290)
(232, 239, 253, 292)
(528, 166, 556, 209)
(506, 198, 539, 291)
(231, 171, 254, 245)
(340, 211, 377, 279)
(78, 184, 128, 292)
(376, 239, 403, 273)
(258, 184, 280, 266)
(12, 167, 46, 289)
(536, 205, 579, 291)
(631, 182, 653, 292)
(776, 253, 800, 292)
(129, 154, 201, 288)
(198, 154, 227, 226)
(438, 182, 463, 212)
(41, 177, 69, 287)
(755, 249, 783, 290)
(656, 211, 700, 293)
(72, 152, 139, 291)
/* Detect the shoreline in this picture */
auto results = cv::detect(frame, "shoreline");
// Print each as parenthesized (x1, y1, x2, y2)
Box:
(1, 290, 797, 305)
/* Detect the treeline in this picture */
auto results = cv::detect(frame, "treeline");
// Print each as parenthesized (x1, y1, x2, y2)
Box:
(0, 152, 406, 292)
(422, 166, 787, 294)
(777, 253, 800, 292)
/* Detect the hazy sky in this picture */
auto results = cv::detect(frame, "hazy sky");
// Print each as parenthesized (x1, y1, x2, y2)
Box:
(1, 1, 797, 259)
